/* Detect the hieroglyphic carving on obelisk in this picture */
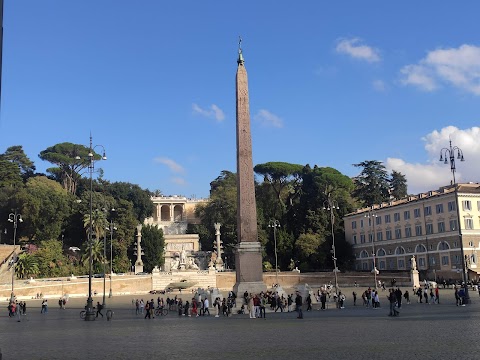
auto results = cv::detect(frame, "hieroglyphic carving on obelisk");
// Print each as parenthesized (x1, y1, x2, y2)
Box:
(233, 38, 266, 295)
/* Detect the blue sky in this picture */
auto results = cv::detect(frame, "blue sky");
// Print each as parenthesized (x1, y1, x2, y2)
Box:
(1, 1, 480, 198)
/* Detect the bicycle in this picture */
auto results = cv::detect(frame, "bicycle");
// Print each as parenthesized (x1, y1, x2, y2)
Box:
(80, 310, 86, 319)
(154, 307, 168, 316)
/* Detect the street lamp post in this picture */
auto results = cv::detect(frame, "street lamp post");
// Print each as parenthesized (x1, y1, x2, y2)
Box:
(440, 140, 469, 303)
(8, 210, 23, 302)
(365, 210, 378, 288)
(76, 134, 106, 321)
(268, 219, 280, 286)
(323, 195, 340, 294)
(439, 139, 465, 185)
(107, 209, 116, 298)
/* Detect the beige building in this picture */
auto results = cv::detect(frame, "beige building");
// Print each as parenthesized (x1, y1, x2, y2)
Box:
(144, 195, 207, 235)
(144, 196, 209, 271)
(344, 183, 480, 281)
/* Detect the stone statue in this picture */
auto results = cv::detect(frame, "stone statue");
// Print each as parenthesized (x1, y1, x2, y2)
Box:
(170, 258, 179, 270)
(411, 255, 417, 271)
(180, 247, 187, 265)
(188, 257, 199, 270)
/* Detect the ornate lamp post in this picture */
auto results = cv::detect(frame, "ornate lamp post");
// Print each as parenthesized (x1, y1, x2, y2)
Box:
(440, 140, 469, 303)
(106, 209, 116, 298)
(268, 219, 280, 286)
(323, 195, 339, 294)
(439, 139, 465, 185)
(365, 210, 379, 288)
(8, 210, 23, 302)
(76, 134, 106, 321)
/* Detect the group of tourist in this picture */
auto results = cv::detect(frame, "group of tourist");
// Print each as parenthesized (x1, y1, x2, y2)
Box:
(242, 291, 304, 319)
(7, 300, 27, 318)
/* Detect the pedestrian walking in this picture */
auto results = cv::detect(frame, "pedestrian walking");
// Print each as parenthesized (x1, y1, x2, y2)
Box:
(41, 299, 48, 314)
(96, 302, 104, 318)
(295, 291, 303, 319)
(352, 291, 357, 306)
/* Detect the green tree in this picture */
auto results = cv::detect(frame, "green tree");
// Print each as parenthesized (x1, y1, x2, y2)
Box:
(195, 171, 237, 254)
(104, 182, 154, 223)
(389, 170, 408, 200)
(254, 162, 303, 218)
(1, 145, 36, 179)
(83, 208, 107, 241)
(81, 239, 105, 273)
(38, 142, 100, 195)
(352, 160, 390, 207)
(19, 176, 72, 242)
(0, 159, 23, 189)
(34, 239, 71, 277)
(15, 253, 39, 279)
(141, 225, 165, 272)
(294, 233, 325, 271)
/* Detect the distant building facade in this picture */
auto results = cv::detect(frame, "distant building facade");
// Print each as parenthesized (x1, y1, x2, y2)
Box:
(344, 183, 480, 280)
(144, 195, 209, 271)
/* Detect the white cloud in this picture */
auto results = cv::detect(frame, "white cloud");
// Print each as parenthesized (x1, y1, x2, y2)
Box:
(253, 109, 284, 128)
(400, 44, 480, 95)
(384, 126, 480, 194)
(153, 157, 185, 174)
(192, 103, 225, 122)
(335, 38, 381, 63)
(372, 79, 386, 92)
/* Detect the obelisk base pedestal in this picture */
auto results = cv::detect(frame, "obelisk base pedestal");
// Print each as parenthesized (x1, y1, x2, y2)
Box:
(233, 242, 266, 295)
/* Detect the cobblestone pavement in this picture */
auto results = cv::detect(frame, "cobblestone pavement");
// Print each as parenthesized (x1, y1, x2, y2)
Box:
(1, 287, 479, 360)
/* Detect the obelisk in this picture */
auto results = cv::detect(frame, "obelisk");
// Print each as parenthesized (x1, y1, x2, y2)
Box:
(233, 38, 266, 295)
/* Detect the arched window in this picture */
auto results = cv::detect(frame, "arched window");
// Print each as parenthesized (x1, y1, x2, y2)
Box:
(395, 246, 406, 255)
(415, 244, 427, 253)
(360, 250, 369, 258)
(438, 241, 450, 251)
(377, 248, 386, 257)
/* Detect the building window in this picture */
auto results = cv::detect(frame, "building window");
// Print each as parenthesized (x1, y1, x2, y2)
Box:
(407, 247, 412, 252)
(416, 244, 427, 253)
(360, 219, 364, 228)
(376, 216, 382, 225)
(436, 204, 444, 214)
(438, 222, 445, 233)
(386, 230, 392, 240)
(414, 208, 421, 218)
(395, 228, 402, 239)
(352, 221, 357, 229)
(441, 256, 449, 265)
(404, 211, 411, 220)
(396, 247, 405, 255)
(368, 233, 374, 242)
(377, 249, 386, 256)
(429, 256, 436, 266)
(450, 219, 458, 231)
(398, 260, 405, 269)
(379, 261, 386, 270)
(465, 218, 474, 230)
(360, 234, 366, 244)
(454, 241, 458, 247)
(352, 235, 357, 244)
(418, 257, 425, 267)
(429, 244, 433, 250)
(377, 231, 383, 241)
(463, 200, 472, 211)
(394, 213, 400, 222)
(454, 255, 460, 264)
(389, 260, 395, 270)
(385, 214, 391, 224)
(426, 223, 433, 235)
(415, 225, 422, 236)
(405, 227, 412, 238)
(438, 241, 450, 250)
(362, 263, 368, 270)
(468, 241, 474, 247)
(448, 201, 456, 212)
(424, 206, 432, 216)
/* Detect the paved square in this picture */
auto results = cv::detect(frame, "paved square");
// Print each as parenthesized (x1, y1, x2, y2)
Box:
(1, 288, 479, 360)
